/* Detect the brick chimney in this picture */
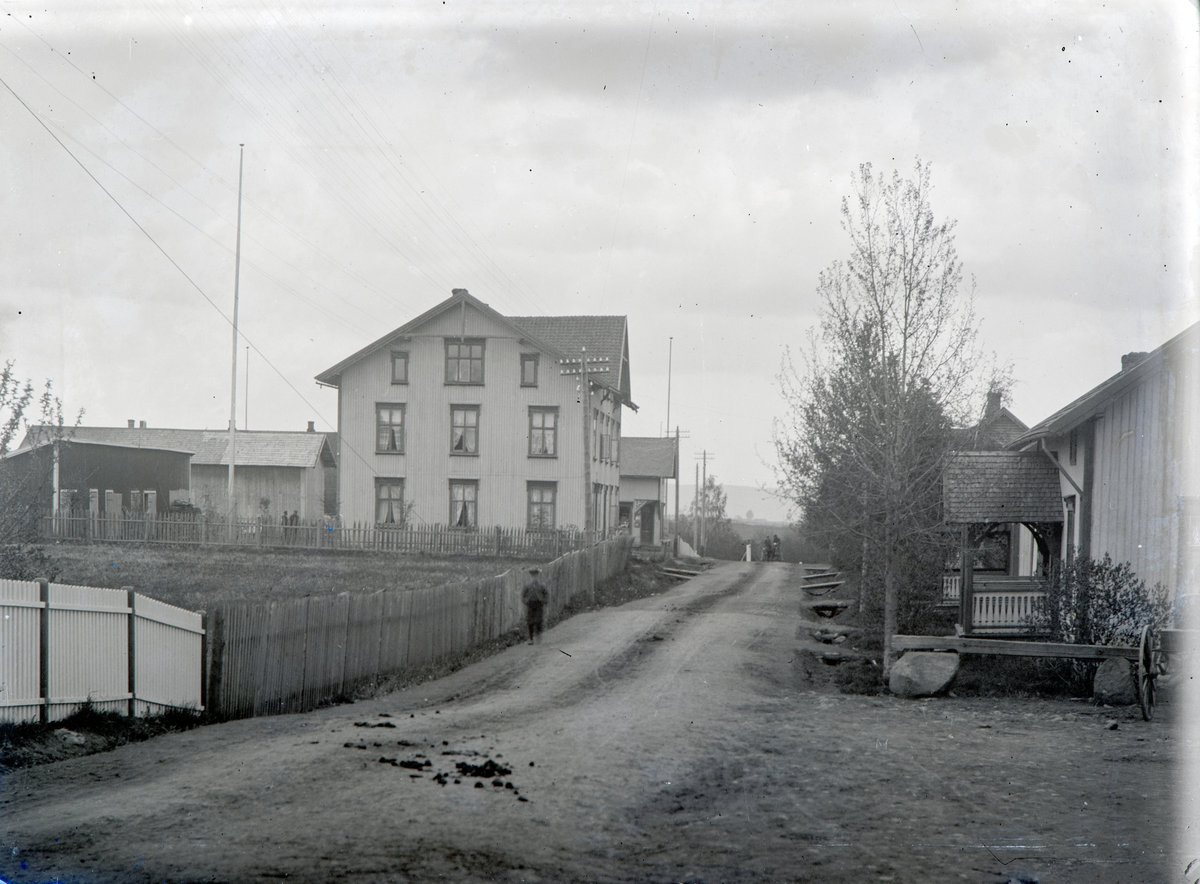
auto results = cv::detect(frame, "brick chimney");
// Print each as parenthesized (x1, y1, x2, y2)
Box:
(127, 419, 135, 428)
(307, 421, 316, 433)
(1121, 351, 1149, 372)
(139, 420, 147, 429)
(985, 390, 1002, 417)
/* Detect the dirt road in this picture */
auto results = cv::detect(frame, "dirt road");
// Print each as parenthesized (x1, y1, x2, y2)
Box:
(0, 562, 1181, 883)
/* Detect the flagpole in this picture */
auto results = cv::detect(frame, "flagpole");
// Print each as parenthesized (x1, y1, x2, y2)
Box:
(227, 144, 244, 536)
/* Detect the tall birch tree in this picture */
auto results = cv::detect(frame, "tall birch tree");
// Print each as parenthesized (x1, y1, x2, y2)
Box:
(777, 161, 983, 672)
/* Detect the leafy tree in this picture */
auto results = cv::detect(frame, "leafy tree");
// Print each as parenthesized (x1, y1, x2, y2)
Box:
(776, 161, 989, 672)
(674, 475, 745, 560)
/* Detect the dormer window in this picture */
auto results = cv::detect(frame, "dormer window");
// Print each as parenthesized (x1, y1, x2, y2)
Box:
(446, 339, 485, 384)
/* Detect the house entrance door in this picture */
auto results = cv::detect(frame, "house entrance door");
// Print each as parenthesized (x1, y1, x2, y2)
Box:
(640, 502, 657, 545)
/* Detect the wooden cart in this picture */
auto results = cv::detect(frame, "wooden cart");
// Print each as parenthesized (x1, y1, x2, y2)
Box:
(893, 629, 1183, 721)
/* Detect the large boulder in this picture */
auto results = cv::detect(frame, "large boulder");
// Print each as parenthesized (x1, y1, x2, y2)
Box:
(1093, 657, 1137, 705)
(889, 652, 959, 698)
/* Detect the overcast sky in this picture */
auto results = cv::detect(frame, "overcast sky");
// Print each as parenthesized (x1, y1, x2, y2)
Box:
(1, 1, 1196, 521)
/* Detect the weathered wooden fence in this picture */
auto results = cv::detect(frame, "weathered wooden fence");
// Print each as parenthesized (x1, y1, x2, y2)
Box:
(41, 514, 588, 559)
(0, 578, 204, 724)
(205, 535, 632, 720)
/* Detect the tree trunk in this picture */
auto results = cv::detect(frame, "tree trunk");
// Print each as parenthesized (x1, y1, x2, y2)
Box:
(882, 524, 898, 676)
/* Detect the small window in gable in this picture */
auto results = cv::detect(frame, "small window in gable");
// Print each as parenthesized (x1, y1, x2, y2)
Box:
(391, 351, 409, 384)
(445, 339, 485, 384)
(521, 354, 539, 387)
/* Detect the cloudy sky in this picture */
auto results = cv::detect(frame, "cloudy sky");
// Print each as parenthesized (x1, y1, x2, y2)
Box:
(1, 0, 1196, 520)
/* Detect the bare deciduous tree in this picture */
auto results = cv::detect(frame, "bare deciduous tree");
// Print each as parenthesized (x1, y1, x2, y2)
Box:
(777, 161, 988, 672)
(0, 361, 80, 578)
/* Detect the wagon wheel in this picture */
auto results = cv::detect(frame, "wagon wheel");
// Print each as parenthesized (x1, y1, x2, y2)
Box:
(1137, 625, 1156, 722)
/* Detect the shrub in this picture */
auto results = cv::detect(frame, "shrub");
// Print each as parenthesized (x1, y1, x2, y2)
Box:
(1036, 554, 1170, 647)
(0, 542, 60, 581)
(834, 658, 884, 695)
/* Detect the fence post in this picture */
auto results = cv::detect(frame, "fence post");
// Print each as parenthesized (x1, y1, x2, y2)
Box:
(38, 577, 50, 723)
(125, 587, 137, 717)
(206, 607, 225, 720)
(494, 526, 501, 557)
(199, 610, 209, 715)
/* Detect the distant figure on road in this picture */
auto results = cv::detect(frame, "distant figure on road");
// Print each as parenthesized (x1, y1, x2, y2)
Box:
(522, 568, 549, 644)
(772, 535, 782, 562)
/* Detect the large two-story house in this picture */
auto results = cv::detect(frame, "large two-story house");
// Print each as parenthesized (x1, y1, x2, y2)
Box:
(315, 289, 634, 535)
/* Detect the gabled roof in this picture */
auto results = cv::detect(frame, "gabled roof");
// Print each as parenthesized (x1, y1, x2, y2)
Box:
(21, 427, 336, 469)
(508, 314, 632, 404)
(315, 289, 635, 407)
(619, 437, 677, 479)
(951, 407, 1028, 451)
(943, 451, 1064, 524)
(1012, 322, 1200, 447)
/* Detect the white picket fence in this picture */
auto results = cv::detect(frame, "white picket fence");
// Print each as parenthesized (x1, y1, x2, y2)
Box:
(0, 578, 204, 724)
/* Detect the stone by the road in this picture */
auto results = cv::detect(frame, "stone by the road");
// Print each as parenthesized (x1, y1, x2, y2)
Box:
(1093, 657, 1137, 705)
(889, 652, 959, 698)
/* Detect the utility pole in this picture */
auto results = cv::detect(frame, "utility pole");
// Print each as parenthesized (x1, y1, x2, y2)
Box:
(560, 348, 611, 547)
(673, 426, 680, 558)
(581, 347, 593, 545)
(700, 450, 708, 555)
(244, 345, 249, 430)
(227, 144, 245, 539)
(665, 337, 673, 435)
(693, 463, 699, 553)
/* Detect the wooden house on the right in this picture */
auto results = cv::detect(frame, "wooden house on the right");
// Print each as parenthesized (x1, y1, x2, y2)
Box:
(944, 322, 1199, 634)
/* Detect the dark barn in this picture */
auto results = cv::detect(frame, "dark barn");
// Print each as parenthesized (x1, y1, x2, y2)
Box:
(1, 439, 192, 516)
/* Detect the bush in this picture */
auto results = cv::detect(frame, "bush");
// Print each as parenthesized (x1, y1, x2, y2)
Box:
(834, 658, 884, 694)
(0, 543, 59, 581)
(1037, 554, 1170, 647)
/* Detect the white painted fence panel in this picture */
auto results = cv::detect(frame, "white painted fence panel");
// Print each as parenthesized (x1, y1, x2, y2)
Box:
(134, 595, 205, 714)
(0, 580, 204, 724)
(47, 584, 130, 719)
(0, 579, 43, 723)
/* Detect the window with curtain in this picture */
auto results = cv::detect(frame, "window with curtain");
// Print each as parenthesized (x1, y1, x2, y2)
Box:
(450, 481, 477, 528)
(375, 479, 404, 526)
(451, 406, 479, 455)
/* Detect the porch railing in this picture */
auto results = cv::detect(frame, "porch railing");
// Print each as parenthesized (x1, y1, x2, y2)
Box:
(970, 576, 1047, 634)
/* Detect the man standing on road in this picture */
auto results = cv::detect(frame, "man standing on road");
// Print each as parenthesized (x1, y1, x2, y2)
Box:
(522, 567, 549, 644)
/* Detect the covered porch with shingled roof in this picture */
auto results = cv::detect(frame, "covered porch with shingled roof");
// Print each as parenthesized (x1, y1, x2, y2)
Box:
(942, 451, 1065, 635)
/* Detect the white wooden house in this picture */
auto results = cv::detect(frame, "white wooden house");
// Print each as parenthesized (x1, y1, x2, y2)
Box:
(618, 437, 677, 547)
(315, 289, 635, 534)
(1010, 322, 1199, 604)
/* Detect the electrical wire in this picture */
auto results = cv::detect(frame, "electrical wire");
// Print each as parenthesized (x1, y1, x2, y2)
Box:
(0, 71, 388, 477)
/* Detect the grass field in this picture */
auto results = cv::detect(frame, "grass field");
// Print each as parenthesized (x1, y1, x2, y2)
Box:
(43, 542, 549, 612)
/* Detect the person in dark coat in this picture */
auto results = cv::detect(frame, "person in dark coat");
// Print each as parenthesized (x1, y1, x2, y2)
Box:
(521, 567, 549, 644)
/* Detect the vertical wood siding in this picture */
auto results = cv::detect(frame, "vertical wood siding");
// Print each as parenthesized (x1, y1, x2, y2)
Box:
(0, 580, 203, 723)
(133, 595, 205, 715)
(0, 580, 43, 723)
(206, 535, 632, 720)
(1089, 369, 1176, 592)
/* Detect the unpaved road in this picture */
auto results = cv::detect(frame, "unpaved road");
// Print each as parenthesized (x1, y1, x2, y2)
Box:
(0, 562, 1182, 883)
